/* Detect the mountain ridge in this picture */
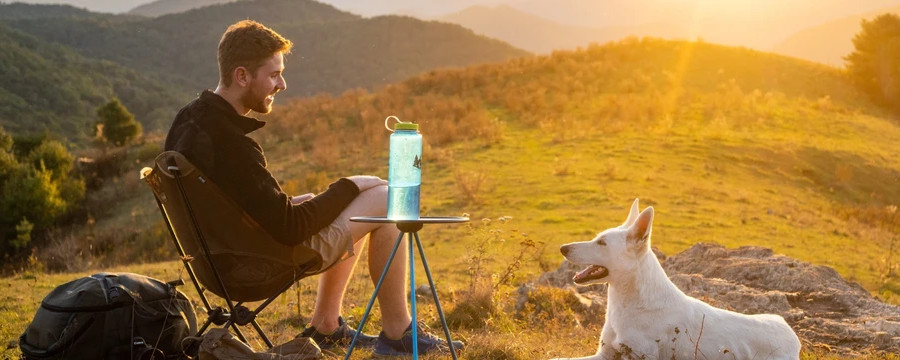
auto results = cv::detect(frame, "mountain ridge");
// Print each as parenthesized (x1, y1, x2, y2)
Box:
(773, 4, 900, 66)
(1, 0, 526, 97)
(0, 0, 528, 139)
(437, 5, 618, 54)
(0, 23, 186, 142)
(128, 0, 240, 17)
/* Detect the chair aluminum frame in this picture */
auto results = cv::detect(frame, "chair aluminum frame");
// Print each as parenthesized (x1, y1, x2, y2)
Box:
(144, 152, 316, 349)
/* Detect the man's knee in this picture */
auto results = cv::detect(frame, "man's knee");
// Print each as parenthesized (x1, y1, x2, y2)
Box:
(362, 184, 388, 202)
(354, 184, 388, 213)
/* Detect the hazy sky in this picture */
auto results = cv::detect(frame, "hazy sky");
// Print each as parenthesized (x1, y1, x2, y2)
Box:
(6, 0, 150, 13)
(10, 0, 900, 22)
(8, 0, 900, 36)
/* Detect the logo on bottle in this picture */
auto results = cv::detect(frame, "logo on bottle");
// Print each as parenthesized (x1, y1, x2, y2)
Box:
(413, 155, 422, 169)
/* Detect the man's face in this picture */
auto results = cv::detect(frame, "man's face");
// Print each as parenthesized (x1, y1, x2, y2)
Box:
(242, 52, 286, 114)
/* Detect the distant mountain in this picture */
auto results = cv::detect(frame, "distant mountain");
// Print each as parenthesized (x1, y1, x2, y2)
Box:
(320, 0, 900, 50)
(437, 5, 617, 54)
(0, 23, 186, 141)
(773, 5, 900, 67)
(0, 3, 97, 19)
(436, 5, 720, 54)
(4, 0, 154, 14)
(128, 0, 240, 17)
(3, 0, 528, 99)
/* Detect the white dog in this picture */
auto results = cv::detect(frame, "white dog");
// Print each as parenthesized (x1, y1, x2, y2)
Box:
(552, 199, 801, 360)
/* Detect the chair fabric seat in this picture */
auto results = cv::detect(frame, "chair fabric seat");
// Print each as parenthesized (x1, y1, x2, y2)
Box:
(142, 151, 321, 302)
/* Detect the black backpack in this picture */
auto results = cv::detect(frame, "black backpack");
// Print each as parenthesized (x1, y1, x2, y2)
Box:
(19, 272, 198, 359)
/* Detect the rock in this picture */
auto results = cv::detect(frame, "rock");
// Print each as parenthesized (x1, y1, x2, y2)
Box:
(415, 285, 433, 299)
(527, 242, 900, 357)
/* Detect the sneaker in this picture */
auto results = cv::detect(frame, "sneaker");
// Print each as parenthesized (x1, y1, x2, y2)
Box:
(373, 322, 464, 356)
(300, 316, 377, 350)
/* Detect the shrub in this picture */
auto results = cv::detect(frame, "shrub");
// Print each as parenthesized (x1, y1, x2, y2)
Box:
(12, 218, 34, 249)
(1, 166, 66, 230)
(453, 168, 489, 205)
(0, 135, 84, 254)
(515, 285, 584, 327)
(445, 216, 540, 332)
(26, 140, 73, 180)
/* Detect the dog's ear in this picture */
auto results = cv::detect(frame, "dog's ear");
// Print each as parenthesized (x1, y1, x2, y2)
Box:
(621, 198, 640, 228)
(627, 206, 653, 253)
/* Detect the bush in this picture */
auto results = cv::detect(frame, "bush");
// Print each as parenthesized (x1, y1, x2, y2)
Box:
(0, 145, 16, 186)
(0, 132, 84, 254)
(1, 166, 67, 231)
(444, 216, 541, 332)
(26, 140, 73, 180)
(12, 218, 34, 249)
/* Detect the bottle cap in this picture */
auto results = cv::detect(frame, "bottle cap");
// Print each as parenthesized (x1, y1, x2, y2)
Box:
(394, 122, 418, 131)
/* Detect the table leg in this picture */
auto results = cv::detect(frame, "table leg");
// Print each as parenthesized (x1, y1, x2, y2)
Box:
(409, 232, 418, 358)
(344, 231, 406, 360)
(414, 232, 459, 360)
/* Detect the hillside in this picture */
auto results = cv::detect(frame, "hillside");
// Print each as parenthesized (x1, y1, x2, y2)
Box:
(260, 37, 899, 301)
(128, 0, 239, 17)
(773, 4, 900, 66)
(2, 0, 528, 101)
(2, 38, 899, 358)
(0, 23, 187, 141)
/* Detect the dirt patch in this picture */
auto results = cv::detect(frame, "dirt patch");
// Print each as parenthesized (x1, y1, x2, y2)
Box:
(524, 243, 900, 357)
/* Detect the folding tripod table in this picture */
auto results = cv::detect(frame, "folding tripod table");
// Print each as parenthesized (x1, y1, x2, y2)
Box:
(344, 216, 468, 359)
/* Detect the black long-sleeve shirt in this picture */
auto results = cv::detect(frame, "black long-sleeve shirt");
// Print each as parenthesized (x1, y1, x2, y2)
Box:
(165, 90, 359, 246)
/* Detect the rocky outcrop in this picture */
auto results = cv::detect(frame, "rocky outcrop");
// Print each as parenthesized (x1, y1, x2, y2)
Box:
(524, 243, 900, 357)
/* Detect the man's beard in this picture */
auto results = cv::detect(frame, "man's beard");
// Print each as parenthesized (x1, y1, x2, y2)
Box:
(243, 87, 273, 114)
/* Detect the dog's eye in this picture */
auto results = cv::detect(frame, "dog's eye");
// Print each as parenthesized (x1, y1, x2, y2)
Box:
(596, 239, 606, 246)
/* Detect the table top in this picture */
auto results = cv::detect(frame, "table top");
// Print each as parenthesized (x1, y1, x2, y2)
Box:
(350, 216, 469, 224)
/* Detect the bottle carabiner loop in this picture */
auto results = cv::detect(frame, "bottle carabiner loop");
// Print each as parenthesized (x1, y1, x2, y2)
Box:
(385, 115, 402, 132)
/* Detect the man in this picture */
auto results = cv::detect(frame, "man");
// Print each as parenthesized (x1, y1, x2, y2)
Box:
(165, 20, 461, 356)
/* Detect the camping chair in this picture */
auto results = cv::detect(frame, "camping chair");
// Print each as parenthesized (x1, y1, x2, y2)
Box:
(141, 151, 321, 349)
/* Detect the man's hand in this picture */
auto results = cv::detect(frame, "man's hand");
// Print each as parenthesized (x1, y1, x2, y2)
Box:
(290, 193, 315, 204)
(346, 175, 387, 192)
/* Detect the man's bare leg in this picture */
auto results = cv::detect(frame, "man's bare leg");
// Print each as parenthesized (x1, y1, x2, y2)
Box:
(308, 185, 412, 338)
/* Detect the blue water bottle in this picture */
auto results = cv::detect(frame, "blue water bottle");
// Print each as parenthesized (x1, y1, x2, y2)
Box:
(387, 117, 422, 220)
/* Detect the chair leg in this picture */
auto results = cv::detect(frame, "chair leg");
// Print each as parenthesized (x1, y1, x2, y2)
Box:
(251, 319, 273, 348)
(197, 317, 214, 336)
(230, 322, 250, 344)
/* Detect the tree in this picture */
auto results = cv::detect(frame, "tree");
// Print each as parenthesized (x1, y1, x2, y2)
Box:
(845, 13, 900, 110)
(96, 98, 142, 146)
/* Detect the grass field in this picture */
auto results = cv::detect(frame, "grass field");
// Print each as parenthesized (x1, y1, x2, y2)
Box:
(3, 38, 900, 358)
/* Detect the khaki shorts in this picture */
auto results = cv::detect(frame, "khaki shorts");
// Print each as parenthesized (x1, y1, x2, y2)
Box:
(305, 214, 355, 273)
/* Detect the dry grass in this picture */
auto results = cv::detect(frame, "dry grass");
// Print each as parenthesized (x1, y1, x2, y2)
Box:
(4, 38, 900, 358)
